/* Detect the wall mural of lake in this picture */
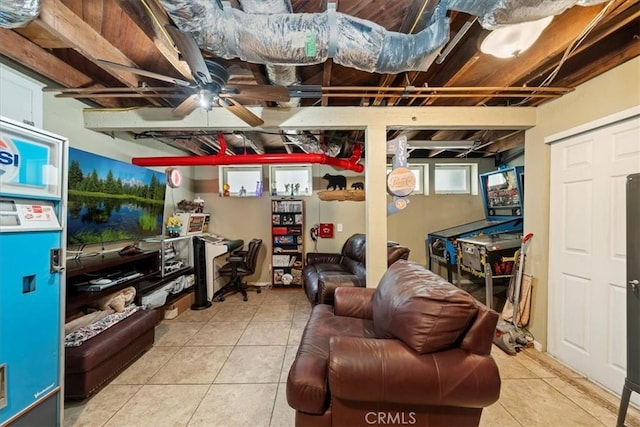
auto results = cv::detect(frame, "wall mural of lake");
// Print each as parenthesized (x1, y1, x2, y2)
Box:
(67, 148, 166, 246)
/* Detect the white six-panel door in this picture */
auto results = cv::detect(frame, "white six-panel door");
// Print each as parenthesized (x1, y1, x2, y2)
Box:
(549, 113, 640, 398)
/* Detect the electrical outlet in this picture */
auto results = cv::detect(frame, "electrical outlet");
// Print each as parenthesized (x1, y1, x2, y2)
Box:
(337, 224, 343, 232)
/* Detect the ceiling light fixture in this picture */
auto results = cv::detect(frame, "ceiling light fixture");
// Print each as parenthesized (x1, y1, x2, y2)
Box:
(480, 16, 553, 59)
(408, 140, 477, 150)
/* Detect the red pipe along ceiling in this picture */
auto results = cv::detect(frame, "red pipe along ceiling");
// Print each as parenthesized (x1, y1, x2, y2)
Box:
(131, 138, 364, 173)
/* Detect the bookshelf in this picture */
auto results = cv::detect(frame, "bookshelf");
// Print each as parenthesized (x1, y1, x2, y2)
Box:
(271, 199, 304, 287)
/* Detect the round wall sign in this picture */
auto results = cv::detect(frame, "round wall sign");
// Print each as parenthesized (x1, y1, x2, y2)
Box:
(387, 167, 416, 197)
(166, 167, 183, 188)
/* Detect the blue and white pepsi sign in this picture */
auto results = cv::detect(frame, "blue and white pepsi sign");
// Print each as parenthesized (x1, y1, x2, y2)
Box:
(0, 117, 64, 200)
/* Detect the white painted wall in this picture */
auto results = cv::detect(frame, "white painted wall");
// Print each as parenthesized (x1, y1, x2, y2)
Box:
(524, 57, 640, 349)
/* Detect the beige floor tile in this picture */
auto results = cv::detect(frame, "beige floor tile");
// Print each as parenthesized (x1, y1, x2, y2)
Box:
(63, 384, 142, 427)
(522, 348, 585, 378)
(187, 321, 248, 346)
(491, 348, 538, 379)
(216, 291, 264, 306)
(238, 320, 292, 345)
(253, 304, 296, 322)
(211, 304, 259, 322)
(112, 346, 180, 385)
(187, 383, 277, 427)
(479, 402, 522, 427)
(544, 378, 621, 426)
(512, 349, 559, 378)
(270, 383, 296, 427)
(149, 346, 233, 384)
(215, 345, 285, 383)
(287, 324, 304, 346)
(263, 289, 303, 305)
(280, 345, 299, 383)
(499, 379, 604, 426)
(174, 304, 221, 322)
(103, 384, 208, 427)
(154, 321, 205, 347)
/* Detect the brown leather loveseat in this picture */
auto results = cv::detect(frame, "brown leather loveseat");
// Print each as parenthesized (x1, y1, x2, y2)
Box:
(302, 233, 410, 305)
(288, 260, 501, 427)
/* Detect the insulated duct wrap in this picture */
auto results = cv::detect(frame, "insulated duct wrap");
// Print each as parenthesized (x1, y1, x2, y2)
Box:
(239, 0, 301, 107)
(159, 0, 449, 74)
(0, 0, 41, 28)
(447, 0, 610, 29)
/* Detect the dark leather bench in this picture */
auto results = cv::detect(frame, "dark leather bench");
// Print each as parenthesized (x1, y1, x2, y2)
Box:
(64, 308, 161, 400)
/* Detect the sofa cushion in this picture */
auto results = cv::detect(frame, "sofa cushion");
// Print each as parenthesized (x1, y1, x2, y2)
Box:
(287, 304, 375, 415)
(372, 260, 478, 354)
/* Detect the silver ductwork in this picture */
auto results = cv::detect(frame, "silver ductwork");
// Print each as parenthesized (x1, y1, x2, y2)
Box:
(159, 0, 449, 74)
(237, 0, 301, 108)
(447, 0, 611, 29)
(0, 0, 41, 28)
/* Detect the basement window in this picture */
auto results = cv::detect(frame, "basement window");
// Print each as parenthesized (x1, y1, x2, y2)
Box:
(269, 165, 313, 196)
(434, 163, 478, 195)
(219, 165, 263, 196)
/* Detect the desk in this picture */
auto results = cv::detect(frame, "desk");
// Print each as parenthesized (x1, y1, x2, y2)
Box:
(199, 235, 244, 300)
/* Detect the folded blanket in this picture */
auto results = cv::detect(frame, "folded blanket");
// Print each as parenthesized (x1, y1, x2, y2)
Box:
(64, 309, 114, 335)
(64, 305, 141, 347)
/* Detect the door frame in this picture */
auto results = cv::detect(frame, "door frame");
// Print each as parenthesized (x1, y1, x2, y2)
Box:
(546, 105, 640, 391)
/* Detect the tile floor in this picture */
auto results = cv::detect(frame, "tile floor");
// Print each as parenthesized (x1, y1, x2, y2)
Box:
(64, 287, 640, 427)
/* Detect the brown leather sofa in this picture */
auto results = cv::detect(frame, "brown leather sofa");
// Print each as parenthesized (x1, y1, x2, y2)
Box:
(65, 308, 161, 400)
(288, 260, 501, 427)
(302, 233, 410, 305)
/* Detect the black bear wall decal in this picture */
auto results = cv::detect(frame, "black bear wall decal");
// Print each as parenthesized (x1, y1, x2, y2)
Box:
(322, 173, 347, 190)
(351, 182, 364, 190)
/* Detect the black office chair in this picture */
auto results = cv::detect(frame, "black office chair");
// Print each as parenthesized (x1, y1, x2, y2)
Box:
(213, 238, 263, 302)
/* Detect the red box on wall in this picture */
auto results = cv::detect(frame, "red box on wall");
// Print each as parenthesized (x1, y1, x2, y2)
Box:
(319, 223, 334, 238)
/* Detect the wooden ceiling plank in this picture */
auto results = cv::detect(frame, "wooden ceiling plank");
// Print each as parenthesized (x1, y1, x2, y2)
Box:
(114, 0, 191, 80)
(440, 3, 622, 107)
(36, 0, 148, 90)
(321, 59, 333, 106)
(481, 131, 525, 157)
(0, 28, 120, 108)
(14, 21, 70, 49)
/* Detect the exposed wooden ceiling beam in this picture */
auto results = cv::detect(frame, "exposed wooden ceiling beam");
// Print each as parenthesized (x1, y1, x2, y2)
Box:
(321, 59, 333, 106)
(0, 28, 121, 108)
(481, 131, 525, 157)
(114, 0, 191, 80)
(35, 0, 158, 95)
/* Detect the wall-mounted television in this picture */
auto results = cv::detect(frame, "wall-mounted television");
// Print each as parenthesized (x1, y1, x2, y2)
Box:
(67, 148, 166, 246)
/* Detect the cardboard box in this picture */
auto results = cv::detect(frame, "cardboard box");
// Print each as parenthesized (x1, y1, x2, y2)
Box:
(164, 291, 195, 320)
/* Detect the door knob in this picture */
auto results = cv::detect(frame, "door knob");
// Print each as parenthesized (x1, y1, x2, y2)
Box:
(630, 279, 639, 292)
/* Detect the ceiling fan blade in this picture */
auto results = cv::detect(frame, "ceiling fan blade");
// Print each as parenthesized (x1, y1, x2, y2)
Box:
(224, 84, 291, 102)
(164, 25, 212, 86)
(96, 59, 193, 87)
(218, 97, 264, 127)
(172, 94, 200, 117)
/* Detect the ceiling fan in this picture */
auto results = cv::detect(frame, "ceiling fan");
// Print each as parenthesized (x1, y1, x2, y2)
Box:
(52, 25, 290, 127)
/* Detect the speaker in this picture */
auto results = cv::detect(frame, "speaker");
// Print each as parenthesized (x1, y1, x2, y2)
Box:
(191, 236, 212, 310)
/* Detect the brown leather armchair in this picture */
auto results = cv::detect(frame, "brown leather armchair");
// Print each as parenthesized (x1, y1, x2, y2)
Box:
(287, 260, 501, 427)
(302, 233, 410, 305)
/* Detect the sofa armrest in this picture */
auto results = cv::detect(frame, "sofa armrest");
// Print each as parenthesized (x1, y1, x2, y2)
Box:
(333, 287, 375, 319)
(328, 336, 500, 408)
(306, 252, 342, 265)
(318, 274, 365, 306)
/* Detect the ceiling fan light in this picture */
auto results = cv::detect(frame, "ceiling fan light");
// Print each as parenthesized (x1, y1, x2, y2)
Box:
(198, 90, 211, 109)
(480, 16, 553, 59)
